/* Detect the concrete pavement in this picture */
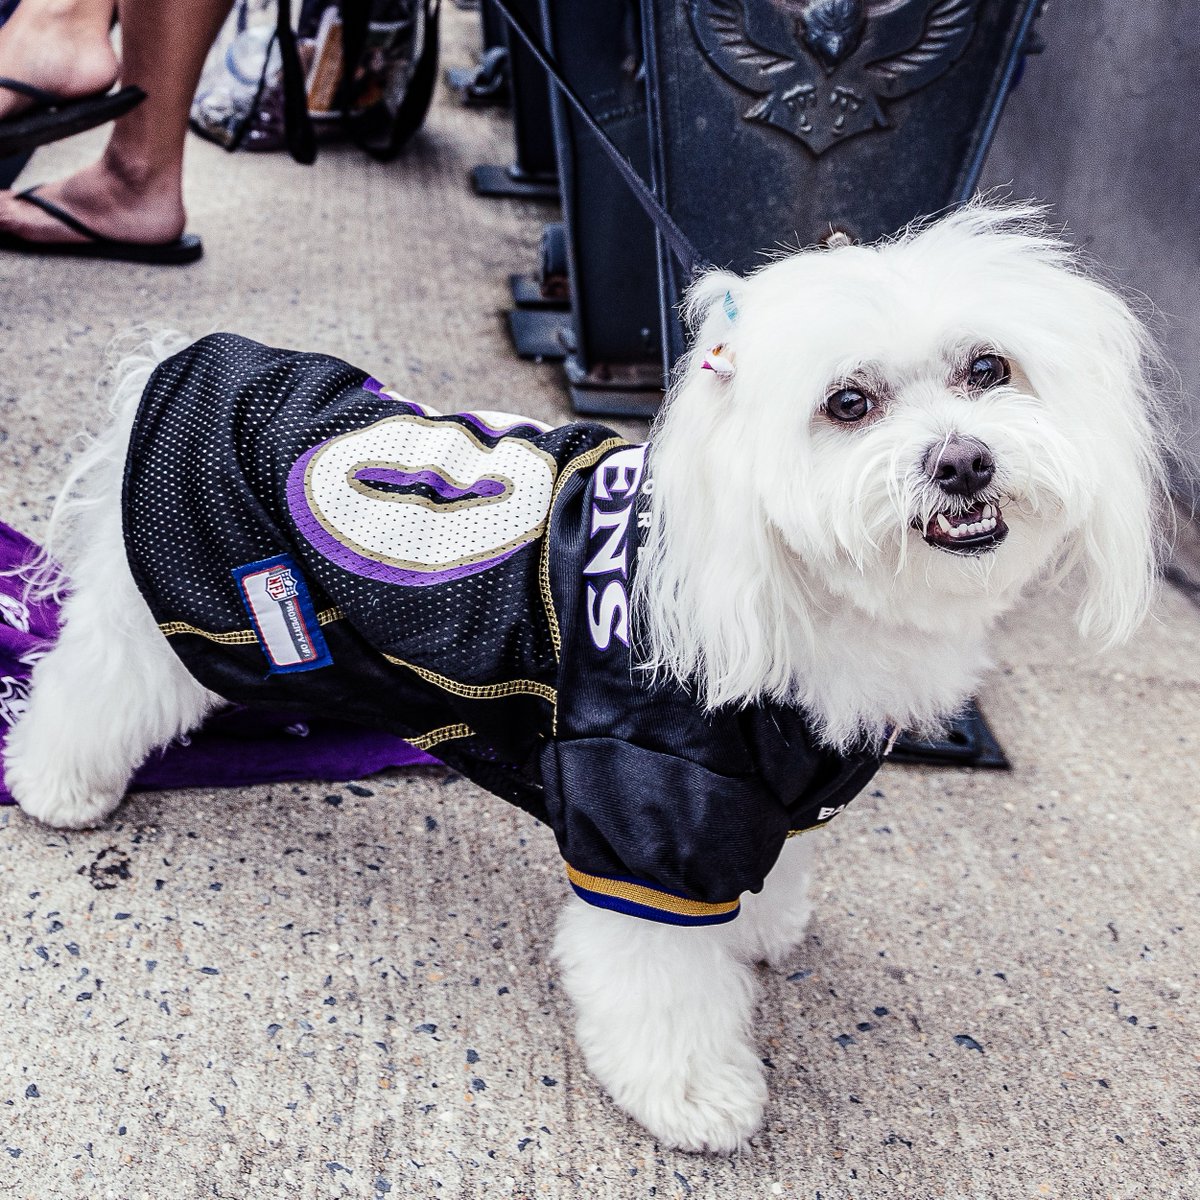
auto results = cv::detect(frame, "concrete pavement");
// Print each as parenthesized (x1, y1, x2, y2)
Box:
(0, 10, 1197, 1197)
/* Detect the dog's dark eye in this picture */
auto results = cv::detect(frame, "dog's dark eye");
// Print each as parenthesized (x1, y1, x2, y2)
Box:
(967, 353, 1010, 390)
(826, 387, 874, 423)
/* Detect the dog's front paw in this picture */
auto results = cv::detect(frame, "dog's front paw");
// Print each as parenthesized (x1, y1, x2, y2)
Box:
(556, 897, 770, 1152)
(4, 744, 122, 830)
(606, 1041, 767, 1153)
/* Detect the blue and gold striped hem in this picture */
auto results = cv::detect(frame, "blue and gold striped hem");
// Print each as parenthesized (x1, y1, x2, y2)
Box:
(565, 864, 740, 927)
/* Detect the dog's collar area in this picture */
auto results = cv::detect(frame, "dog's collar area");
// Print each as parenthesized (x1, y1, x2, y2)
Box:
(919, 501, 1008, 555)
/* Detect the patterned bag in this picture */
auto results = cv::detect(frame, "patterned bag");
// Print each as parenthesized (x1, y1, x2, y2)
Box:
(190, 0, 440, 162)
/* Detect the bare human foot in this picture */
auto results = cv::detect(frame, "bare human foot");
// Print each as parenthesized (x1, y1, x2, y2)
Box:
(0, 0, 119, 121)
(0, 151, 187, 245)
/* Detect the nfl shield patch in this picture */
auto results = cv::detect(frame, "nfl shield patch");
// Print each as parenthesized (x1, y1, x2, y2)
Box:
(233, 555, 333, 673)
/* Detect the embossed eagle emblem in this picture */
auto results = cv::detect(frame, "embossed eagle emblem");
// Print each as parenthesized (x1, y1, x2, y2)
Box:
(688, 0, 978, 154)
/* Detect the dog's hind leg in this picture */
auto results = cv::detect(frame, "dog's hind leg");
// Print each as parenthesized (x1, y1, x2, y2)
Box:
(4, 503, 218, 830)
(728, 833, 817, 969)
(553, 897, 767, 1152)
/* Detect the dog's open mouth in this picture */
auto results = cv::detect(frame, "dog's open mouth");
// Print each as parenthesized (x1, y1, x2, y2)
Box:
(919, 502, 1009, 554)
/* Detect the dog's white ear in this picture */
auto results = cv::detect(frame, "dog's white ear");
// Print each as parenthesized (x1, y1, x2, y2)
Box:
(1070, 288, 1168, 647)
(682, 269, 743, 341)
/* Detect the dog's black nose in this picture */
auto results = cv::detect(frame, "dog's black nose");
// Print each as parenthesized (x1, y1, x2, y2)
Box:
(924, 436, 996, 497)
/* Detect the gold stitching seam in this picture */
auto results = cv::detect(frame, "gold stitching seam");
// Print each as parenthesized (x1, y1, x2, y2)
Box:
(538, 437, 628, 661)
(409, 722, 474, 751)
(159, 606, 344, 645)
(158, 622, 259, 645)
(381, 653, 556, 703)
(785, 822, 836, 838)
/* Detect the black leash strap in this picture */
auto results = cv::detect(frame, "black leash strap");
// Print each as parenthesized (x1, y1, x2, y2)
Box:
(488, 0, 712, 276)
(339, 0, 370, 144)
(276, 0, 317, 164)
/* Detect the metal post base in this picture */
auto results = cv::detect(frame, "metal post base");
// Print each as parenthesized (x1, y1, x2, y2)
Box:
(471, 162, 559, 200)
(506, 309, 570, 360)
(564, 356, 663, 419)
(888, 700, 1010, 769)
(509, 221, 570, 308)
(446, 47, 511, 107)
(510, 274, 568, 308)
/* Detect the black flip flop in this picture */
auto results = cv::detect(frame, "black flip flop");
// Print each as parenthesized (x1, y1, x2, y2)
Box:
(0, 80, 146, 159)
(0, 188, 203, 265)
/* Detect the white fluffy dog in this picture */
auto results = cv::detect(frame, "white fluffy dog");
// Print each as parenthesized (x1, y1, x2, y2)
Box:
(5, 203, 1165, 1152)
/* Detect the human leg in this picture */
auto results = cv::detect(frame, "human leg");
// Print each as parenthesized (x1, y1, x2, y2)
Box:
(0, 0, 233, 246)
(0, 0, 119, 122)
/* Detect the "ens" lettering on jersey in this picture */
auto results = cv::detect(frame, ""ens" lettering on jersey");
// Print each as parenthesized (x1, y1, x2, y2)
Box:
(583, 446, 648, 652)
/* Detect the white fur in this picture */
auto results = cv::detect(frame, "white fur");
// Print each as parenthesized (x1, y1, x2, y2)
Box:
(5, 332, 221, 829)
(637, 201, 1166, 749)
(4, 204, 1166, 1152)
(553, 836, 815, 1152)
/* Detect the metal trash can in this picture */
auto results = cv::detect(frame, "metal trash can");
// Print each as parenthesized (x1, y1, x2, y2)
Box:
(640, 0, 1043, 365)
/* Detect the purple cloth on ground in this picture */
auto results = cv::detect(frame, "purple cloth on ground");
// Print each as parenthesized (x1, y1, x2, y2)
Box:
(0, 520, 438, 805)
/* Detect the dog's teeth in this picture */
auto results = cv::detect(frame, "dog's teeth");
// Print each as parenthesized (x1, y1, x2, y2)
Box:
(936, 513, 952, 534)
(983, 504, 994, 520)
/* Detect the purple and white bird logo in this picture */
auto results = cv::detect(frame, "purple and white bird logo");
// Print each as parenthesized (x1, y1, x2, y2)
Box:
(0, 593, 30, 633)
(0, 675, 30, 727)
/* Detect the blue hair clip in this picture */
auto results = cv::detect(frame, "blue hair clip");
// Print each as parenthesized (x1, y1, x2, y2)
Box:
(723, 290, 738, 322)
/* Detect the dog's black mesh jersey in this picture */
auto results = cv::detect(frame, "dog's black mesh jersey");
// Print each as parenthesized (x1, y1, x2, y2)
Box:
(123, 334, 883, 925)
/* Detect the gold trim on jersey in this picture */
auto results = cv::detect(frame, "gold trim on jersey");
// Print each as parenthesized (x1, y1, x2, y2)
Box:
(409, 723, 474, 751)
(381, 653, 556, 704)
(160, 434, 631, 713)
(564, 864, 740, 923)
(159, 605, 344, 644)
(160, 612, 555, 705)
(786, 821, 836, 838)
